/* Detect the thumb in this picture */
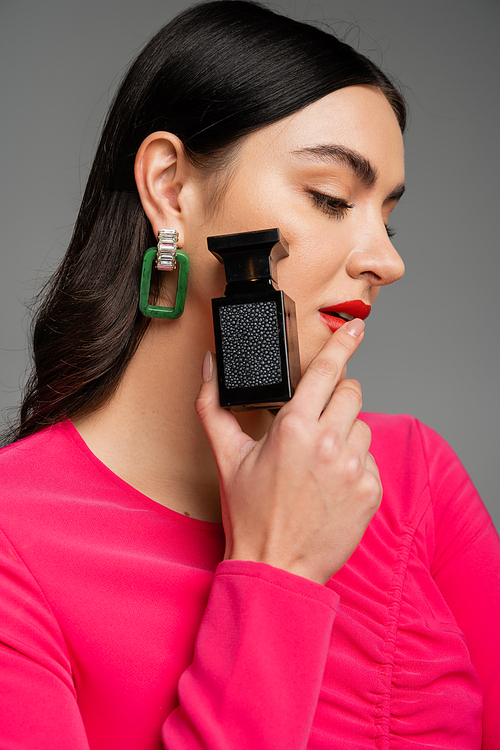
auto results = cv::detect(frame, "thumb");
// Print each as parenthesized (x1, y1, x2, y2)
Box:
(195, 352, 252, 468)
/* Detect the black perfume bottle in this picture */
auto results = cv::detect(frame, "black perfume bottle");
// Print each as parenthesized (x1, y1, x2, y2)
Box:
(207, 228, 301, 411)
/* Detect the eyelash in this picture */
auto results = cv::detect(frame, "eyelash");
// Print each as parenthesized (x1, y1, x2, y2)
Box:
(307, 190, 353, 220)
(307, 190, 397, 239)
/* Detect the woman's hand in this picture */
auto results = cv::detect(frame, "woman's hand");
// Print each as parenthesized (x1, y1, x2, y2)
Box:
(195, 318, 382, 585)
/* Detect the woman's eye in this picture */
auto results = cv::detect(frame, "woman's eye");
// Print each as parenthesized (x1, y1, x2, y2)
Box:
(307, 190, 397, 238)
(307, 190, 353, 219)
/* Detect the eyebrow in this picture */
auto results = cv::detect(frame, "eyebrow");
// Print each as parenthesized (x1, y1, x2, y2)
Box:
(292, 144, 406, 200)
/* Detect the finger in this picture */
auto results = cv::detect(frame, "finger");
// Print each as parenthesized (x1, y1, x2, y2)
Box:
(288, 318, 365, 419)
(345, 418, 372, 457)
(195, 352, 254, 469)
(319, 379, 363, 441)
(365, 452, 383, 505)
(366, 451, 380, 478)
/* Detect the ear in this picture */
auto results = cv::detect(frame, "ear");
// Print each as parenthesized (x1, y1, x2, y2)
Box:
(134, 132, 196, 248)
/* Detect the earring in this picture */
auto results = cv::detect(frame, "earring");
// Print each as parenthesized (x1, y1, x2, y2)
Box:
(139, 229, 189, 319)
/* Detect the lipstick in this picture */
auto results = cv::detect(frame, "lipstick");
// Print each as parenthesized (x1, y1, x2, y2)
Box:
(319, 300, 371, 333)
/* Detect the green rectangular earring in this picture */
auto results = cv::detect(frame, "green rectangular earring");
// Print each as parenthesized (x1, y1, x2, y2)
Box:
(139, 229, 189, 319)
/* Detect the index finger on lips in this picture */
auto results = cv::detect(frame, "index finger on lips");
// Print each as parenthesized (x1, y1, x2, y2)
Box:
(289, 318, 365, 419)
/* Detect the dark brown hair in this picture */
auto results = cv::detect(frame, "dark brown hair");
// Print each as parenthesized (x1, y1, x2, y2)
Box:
(5, 0, 406, 444)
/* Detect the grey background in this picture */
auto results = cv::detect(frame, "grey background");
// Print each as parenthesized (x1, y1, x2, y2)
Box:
(1, 0, 499, 529)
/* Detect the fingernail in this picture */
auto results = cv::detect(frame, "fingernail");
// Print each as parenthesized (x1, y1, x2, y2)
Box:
(202, 351, 213, 382)
(345, 318, 365, 338)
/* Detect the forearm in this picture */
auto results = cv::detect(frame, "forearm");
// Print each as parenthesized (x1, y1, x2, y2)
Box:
(162, 560, 339, 750)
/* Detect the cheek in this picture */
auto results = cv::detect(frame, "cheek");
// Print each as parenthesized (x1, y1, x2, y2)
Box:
(275, 231, 352, 373)
(295, 318, 331, 375)
(277, 258, 330, 374)
(277, 229, 344, 305)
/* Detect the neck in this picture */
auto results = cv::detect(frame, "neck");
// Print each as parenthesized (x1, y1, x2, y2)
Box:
(73, 312, 273, 523)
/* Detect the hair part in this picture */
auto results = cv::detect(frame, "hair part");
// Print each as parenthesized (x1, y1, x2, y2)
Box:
(4, 0, 407, 445)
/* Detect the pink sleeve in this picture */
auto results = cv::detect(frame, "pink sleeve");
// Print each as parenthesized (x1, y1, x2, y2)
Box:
(162, 559, 339, 750)
(0, 522, 338, 749)
(0, 527, 91, 749)
(418, 422, 500, 748)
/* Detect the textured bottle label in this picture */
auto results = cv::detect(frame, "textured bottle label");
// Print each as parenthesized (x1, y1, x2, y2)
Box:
(219, 302, 282, 388)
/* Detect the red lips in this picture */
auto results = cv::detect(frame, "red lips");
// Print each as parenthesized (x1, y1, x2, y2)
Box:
(319, 300, 371, 333)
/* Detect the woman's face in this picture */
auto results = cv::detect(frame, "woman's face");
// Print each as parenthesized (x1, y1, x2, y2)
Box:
(188, 85, 406, 372)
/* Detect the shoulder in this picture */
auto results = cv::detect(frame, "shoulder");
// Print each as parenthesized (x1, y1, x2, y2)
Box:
(360, 412, 493, 555)
(361, 410, 442, 450)
(1, 420, 74, 462)
(360, 411, 461, 483)
(360, 411, 435, 482)
(0, 421, 111, 538)
(0, 421, 85, 492)
(357, 413, 433, 533)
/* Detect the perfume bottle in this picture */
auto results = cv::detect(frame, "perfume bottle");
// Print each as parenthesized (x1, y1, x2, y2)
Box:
(207, 228, 301, 411)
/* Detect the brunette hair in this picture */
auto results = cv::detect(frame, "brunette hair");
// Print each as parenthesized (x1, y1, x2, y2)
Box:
(6, 0, 406, 443)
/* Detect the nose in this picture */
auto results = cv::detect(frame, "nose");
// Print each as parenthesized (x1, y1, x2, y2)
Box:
(345, 223, 405, 287)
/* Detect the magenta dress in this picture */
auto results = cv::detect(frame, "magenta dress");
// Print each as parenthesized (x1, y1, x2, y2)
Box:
(0, 416, 499, 748)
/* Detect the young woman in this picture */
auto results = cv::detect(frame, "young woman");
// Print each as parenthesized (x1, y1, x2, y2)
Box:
(1, 1, 499, 748)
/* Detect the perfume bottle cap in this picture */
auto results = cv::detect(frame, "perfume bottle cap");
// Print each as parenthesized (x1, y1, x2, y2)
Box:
(207, 228, 288, 294)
